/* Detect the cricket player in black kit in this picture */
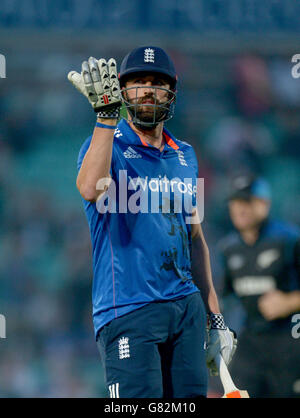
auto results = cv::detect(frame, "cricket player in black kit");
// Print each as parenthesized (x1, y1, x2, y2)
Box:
(219, 174, 300, 398)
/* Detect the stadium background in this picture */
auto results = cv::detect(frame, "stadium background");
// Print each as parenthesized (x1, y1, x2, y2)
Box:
(1, 0, 300, 397)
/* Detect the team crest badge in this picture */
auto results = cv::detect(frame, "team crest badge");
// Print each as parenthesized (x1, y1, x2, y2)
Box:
(144, 48, 155, 63)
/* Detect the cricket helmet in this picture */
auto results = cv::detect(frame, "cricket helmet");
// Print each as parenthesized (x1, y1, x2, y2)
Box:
(119, 46, 177, 128)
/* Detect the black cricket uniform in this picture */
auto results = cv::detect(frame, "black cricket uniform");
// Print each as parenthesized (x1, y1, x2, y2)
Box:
(219, 218, 300, 398)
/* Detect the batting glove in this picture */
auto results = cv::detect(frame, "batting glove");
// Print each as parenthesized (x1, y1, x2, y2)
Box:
(206, 313, 237, 376)
(68, 57, 122, 118)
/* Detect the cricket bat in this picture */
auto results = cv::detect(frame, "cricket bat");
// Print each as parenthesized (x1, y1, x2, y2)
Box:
(215, 354, 250, 398)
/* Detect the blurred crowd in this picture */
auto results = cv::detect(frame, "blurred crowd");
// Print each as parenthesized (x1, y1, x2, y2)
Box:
(0, 38, 300, 397)
(0, 154, 103, 396)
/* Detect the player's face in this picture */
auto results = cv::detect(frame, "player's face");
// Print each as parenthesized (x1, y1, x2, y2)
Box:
(122, 74, 173, 124)
(229, 198, 270, 231)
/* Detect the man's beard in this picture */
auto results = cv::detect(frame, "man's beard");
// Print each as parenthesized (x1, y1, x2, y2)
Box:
(128, 95, 169, 125)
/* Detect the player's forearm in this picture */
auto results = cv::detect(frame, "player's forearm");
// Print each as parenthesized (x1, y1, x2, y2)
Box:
(77, 118, 116, 202)
(286, 290, 300, 314)
(191, 234, 221, 314)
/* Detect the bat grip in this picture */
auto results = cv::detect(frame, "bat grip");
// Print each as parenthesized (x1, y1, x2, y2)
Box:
(215, 354, 237, 394)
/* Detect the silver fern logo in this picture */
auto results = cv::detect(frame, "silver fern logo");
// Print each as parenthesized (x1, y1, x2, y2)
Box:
(118, 336, 130, 359)
(144, 48, 155, 63)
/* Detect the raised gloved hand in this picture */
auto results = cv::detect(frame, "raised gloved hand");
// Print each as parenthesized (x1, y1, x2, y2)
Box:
(206, 313, 237, 376)
(68, 57, 122, 118)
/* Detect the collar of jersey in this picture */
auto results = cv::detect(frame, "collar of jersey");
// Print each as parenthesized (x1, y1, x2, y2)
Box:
(118, 119, 180, 151)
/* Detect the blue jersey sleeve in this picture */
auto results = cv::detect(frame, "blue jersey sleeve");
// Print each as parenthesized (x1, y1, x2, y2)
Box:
(172, 136, 199, 178)
(184, 144, 199, 178)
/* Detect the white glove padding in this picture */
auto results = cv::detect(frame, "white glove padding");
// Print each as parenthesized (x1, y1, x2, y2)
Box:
(67, 57, 122, 114)
(206, 327, 237, 376)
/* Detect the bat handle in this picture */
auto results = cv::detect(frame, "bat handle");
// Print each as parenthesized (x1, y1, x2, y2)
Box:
(215, 354, 238, 394)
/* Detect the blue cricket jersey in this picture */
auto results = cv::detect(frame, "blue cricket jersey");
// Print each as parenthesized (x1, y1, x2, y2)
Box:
(77, 119, 200, 338)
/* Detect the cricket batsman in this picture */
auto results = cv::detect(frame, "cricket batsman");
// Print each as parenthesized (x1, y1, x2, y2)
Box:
(68, 46, 236, 398)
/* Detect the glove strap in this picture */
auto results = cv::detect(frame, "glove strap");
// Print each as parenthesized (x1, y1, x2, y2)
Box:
(208, 313, 227, 330)
(97, 107, 120, 119)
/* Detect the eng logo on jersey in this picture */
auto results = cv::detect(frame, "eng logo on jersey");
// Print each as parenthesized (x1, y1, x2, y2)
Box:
(114, 128, 123, 138)
(144, 48, 155, 63)
(118, 336, 130, 359)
